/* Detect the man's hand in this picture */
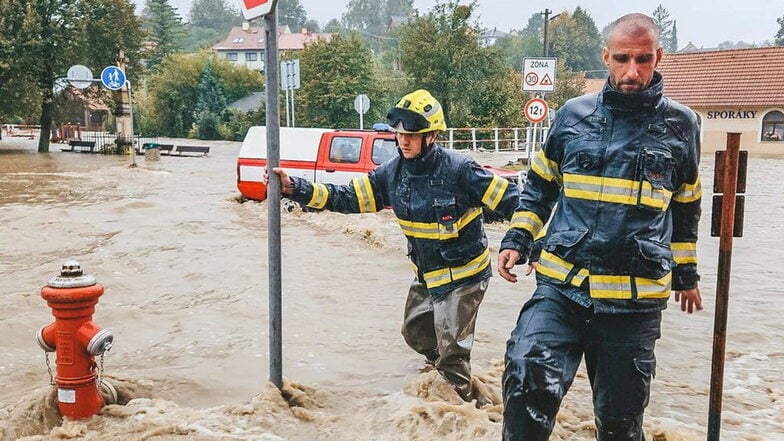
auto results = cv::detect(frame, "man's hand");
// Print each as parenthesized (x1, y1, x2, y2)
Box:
(268, 167, 294, 195)
(498, 249, 523, 283)
(674, 287, 703, 314)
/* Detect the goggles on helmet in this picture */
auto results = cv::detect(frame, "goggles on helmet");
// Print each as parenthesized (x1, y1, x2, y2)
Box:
(386, 107, 431, 133)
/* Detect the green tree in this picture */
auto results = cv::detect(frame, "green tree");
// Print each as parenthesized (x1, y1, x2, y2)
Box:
(81, 0, 145, 83)
(137, 51, 261, 137)
(342, 0, 386, 35)
(189, 0, 239, 33)
(193, 61, 227, 140)
(278, 0, 308, 32)
(0, 0, 41, 126)
(297, 34, 381, 128)
(652, 4, 677, 52)
(776, 15, 784, 46)
(547, 9, 604, 76)
(397, 1, 522, 128)
(143, 0, 187, 70)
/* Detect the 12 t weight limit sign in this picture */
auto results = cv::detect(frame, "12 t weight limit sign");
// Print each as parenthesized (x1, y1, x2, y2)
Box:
(524, 98, 549, 124)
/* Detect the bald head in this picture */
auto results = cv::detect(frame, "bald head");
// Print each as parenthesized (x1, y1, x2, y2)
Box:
(602, 13, 663, 93)
(607, 13, 660, 48)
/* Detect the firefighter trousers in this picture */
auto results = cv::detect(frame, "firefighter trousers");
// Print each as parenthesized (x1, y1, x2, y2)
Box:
(502, 284, 661, 441)
(401, 278, 488, 401)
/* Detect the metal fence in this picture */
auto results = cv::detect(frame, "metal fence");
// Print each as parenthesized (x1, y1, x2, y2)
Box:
(443, 126, 549, 157)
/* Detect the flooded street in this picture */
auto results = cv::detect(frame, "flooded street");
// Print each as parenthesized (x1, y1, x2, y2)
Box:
(1, 136, 782, 440)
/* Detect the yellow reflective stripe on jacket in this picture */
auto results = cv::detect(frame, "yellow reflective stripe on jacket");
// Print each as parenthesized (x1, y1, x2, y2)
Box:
(531, 150, 562, 185)
(510, 211, 544, 237)
(541, 251, 671, 299)
(563, 173, 672, 211)
(589, 274, 633, 299)
(307, 183, 329, 209)
(635, 273, 672, 299)
(422, 246, 490, 289)
(671, 242, 698, 264)
(672, 176, 702, 203)
(538, 250, 586, 288)
(352, 176, 377, 213)
(398, 207, 482, 240)
(481, 175, 509, 211)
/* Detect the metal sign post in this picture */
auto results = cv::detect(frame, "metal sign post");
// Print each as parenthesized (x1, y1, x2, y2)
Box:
(280, 60, 300, 128)
(262, 4, 283, 390)
(707, 132, 747, 440)
(354, 94, 370, 129)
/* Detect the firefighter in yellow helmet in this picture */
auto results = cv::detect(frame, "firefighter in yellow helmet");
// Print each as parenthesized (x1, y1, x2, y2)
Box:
(272, 89, 521, 405)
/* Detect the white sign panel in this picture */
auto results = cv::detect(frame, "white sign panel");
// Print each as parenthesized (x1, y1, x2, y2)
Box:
(522, 57, 557, 92)
(280, 59, 301, 90)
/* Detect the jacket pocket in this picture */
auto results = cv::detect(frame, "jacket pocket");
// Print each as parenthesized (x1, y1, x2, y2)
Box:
(434, 197, 458, 238)
(439, 240, 485, 265)
(544, 229, 589, 262)
(634, 237, 673, 279)
(636, 148, 675, 211)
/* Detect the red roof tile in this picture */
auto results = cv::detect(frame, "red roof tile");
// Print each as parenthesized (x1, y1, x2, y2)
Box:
(656, 46, 784, 108)
(212, 26, 331, 52)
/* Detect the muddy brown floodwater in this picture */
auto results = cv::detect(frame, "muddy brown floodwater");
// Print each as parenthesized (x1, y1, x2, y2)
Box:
(1, 136, 782, 440)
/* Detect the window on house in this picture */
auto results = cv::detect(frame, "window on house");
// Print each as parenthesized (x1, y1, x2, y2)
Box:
(329, 137, 361, 163)
(226, 53, 238, 61)
(245, 53, 258, 61)
(762, 110, 784, 141)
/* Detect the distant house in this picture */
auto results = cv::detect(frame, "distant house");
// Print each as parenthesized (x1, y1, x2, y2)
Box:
(228, 92, 264, 113)
(478, 27, 509, 47)
(211, 22, 332, 71)
(656, 46, 784, 153)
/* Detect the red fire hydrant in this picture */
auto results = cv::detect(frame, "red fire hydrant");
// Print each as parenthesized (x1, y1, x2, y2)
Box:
(36, 260, 114, 419)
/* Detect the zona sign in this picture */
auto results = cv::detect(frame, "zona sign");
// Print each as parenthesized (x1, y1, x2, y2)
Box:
(524, 98, 549, 124)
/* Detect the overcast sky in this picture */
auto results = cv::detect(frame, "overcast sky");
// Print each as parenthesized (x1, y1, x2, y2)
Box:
(151, 1, 781, 49)
(302, 0, 782, 49)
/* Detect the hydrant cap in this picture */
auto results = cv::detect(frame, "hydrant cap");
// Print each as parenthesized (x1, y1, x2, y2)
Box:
(47, 259, 97, 288)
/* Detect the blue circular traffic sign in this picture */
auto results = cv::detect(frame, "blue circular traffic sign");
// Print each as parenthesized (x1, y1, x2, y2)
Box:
(100, 66, 126, 90)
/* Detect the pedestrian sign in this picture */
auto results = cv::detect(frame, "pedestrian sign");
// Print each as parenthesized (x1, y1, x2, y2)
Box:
(524, 98, 549, 124)
(101, 66, 126, 91)
(522, 57, 557, 92)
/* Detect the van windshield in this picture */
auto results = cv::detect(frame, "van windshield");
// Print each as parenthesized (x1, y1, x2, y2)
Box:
(372, 138, 397, 165)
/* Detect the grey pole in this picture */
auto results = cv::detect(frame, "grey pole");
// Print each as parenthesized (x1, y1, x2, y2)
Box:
(265, 7, 283, 390)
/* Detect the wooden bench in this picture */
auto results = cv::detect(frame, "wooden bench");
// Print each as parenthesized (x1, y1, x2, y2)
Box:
(157, 144, 174, 155)
(173, 145, 210, 156)
(61, 140, 97, 153)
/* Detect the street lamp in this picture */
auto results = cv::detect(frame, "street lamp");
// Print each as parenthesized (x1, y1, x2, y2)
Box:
(542, 9, 561, 57)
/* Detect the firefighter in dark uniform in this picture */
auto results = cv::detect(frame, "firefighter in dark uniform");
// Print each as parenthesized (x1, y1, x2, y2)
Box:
(498, 14, 703, 440)
(271, 89, 521, 404)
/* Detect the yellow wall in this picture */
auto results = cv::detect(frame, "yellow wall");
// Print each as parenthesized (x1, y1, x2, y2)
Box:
(694, 107, 784, 155)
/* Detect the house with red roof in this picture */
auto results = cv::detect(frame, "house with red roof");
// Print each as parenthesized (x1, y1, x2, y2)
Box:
(656, 46, 784, 153)
(211, 23, 331, 71)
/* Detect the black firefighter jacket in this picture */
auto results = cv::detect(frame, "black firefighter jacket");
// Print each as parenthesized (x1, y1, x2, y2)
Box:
(286, 143, 521, 297)
(501, 72, 702, 311)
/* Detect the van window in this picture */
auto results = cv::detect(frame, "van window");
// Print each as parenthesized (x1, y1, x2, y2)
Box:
(372, 138, 397, 165)
(329, 137, 361, 163)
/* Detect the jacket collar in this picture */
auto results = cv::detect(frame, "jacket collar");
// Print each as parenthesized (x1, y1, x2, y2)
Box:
(401, 142, 440, 175)
(601, 71, 663, 112)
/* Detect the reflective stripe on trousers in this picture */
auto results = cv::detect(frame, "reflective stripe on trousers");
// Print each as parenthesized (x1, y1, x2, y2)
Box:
(401, 278, 488, 400)
(502, 284, 661, 441)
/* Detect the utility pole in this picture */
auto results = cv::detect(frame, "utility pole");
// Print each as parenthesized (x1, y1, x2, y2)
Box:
(542, 9, 552, 57)
(541, 9, 561, 57)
